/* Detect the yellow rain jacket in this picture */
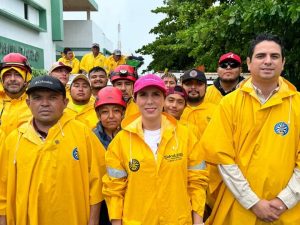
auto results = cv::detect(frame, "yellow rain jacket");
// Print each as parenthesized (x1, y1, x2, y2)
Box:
(58, 52, 80, 74)
(0, 92, 31, 135)
(0, 113, 106, 225)
(65, 99, 98, 130)
(201, 77, 300, 225)
(105, 55, 126, 74)
(0, 129, 6, 215)
(80, 52, 107, 74)
(124, 98, 140, 119)
(205, 85, 223, 104)
(180, 102, 216, 138)
(103, 113, 208, 225)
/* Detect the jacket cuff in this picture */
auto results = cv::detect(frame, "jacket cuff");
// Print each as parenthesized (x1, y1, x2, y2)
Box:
(0, 208, 6, 216)
(277, 187, 298, 209)
(277, 168, 300, 209)
(238, 190, 260, 209)
(107, 196, 123, 220)
(218, 164, 260, 209)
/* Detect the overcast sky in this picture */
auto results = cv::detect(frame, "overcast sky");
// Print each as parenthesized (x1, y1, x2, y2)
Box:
(64, 0, 165, 72)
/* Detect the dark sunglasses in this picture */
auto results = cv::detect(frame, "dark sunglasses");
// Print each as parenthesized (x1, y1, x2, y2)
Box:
(219, 61, 240, 69)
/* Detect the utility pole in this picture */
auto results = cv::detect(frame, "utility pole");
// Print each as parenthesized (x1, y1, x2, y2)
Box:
(117, 22, 121, 50)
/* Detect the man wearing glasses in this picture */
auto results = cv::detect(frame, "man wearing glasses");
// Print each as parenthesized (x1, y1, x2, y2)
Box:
(206, 52, 244, 104)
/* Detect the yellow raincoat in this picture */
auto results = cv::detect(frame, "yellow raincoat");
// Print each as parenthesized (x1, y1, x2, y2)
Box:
(124, 97, 140, 119)
(80, 52, 107, 74)
(0, 113, 106, 225)
(0, 129, 6, 215)
(103, 113, 208, 225)
(58, 52, 80, 74)
(105, 55, 126, 74)
(0, 92, 31, 135)
(205, 85, 223, 105)
(201, 77, 300, 225)
(65, 99, 98, 129)
(180, 102, 216, 137)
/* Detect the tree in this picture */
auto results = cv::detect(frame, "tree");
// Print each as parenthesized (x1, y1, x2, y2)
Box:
(137, 0, 300, 86)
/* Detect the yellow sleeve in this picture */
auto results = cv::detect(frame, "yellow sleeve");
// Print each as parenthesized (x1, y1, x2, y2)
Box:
(297, 139, 300, 169)
(103, 58, 111, 74)
(71, 58, 80, 74)
(102, 134, 127, 220)
(0, 131, 7, 215)
(80, 55, 88, 72)
(87, 130, 106, 205)
(187, 133, 209, 217)
(200, 97, 236, 165)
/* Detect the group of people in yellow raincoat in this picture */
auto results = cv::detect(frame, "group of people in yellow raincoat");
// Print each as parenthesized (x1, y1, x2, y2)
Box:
(1, 32, 300, 225)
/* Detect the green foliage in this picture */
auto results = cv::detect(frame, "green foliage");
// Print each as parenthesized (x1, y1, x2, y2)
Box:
(137, 0, 300, 85)
(31, 68, 48, 78)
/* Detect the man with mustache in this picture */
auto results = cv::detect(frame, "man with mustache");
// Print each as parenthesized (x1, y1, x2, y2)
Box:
(110, 65, 139, 119)
(0, 75, 105, 225)
(206, 52, 244, 104)
(0, 53, 32, 135)
(88, 66, 108, 98)
(180, 69, 216, 137)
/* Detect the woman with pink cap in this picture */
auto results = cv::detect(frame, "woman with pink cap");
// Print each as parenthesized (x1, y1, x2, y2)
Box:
(103, 74, 208, 225)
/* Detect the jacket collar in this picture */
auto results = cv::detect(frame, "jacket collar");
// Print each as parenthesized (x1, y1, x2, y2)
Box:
(121, 112, 177, 140)
(18, 112, 74, 145)
(240, 76, 297, 108)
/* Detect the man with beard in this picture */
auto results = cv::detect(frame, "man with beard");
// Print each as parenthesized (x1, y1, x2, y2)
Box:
(0, 53, 32, 135)
(180, 69, 216, 137)
(206, 52, 244, 104)
(110, 65, 139, 119)
(205, 53, 244, 211)
(65, 74, 98, 129)
(88, 66, 108, 98)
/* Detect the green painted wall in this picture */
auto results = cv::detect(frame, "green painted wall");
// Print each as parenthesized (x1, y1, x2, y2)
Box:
(0, 36, 44, 69)
(51, 0, 64, 41)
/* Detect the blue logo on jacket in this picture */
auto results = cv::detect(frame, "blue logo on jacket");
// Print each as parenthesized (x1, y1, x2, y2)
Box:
(274, 122, 289, 136)
(72, 147, 79, 160)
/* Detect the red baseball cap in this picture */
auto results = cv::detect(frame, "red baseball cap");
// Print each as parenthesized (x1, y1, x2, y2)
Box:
(166, 85, 188, 101)
(218, 52, 241, 64)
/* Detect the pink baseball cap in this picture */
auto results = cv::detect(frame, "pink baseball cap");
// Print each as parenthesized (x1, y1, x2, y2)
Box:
(218, 52, 241, 64)
(134, 74, 166, 98)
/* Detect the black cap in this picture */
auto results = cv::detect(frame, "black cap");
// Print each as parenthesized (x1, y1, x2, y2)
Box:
(181, 69, 207, 84)
(26, 75, 66, 97)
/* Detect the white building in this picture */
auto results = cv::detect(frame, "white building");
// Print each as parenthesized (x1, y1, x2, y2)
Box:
(0, 0, 113, 70)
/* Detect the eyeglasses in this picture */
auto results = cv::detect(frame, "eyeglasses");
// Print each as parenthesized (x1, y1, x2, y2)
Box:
(219, 61, 240, 69)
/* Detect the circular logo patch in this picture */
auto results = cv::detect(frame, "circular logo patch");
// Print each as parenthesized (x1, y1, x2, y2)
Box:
(189, 70, 198, 77)
(72, 148, 79, 160)
(129, 159, 140, 172)
(274, 122, 289, 136)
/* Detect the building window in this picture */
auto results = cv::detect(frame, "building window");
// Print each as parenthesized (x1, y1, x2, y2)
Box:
(24, 3, 28, 20)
